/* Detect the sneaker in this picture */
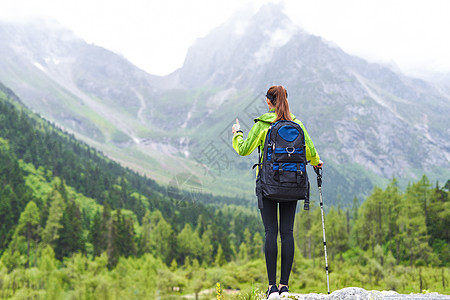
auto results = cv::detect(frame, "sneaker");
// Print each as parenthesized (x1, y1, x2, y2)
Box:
(266, 285, 280, 299)
(279, 286, 289, 298)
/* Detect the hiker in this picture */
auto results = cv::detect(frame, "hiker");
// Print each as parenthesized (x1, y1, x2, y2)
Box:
(232, 85, 323, 299)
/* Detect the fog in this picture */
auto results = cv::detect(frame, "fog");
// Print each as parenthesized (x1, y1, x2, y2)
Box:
(1, 0, 449, 78)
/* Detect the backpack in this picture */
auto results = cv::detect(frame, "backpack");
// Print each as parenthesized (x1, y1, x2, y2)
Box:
(254, 120, 310, 209)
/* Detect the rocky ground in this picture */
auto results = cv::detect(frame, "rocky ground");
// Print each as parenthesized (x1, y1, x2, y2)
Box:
(289, 287, 450, 300)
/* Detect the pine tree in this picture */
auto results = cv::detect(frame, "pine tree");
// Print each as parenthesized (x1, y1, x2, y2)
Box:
(54, 199, 85, 259)
(0, 185, 15, 252)
(150, 210, 173, 264)
(196, 214, 207, 237)
(200, 233, 213, 265)
(251, 232, 263, 259)
(350, 196, 360, 247)
(428, 182, 450, 265)
(383, 180, 402, 255)
(325, 206, 349, 260)
(41, 189, 65, 247)
(238, 242, 248, 261)
(89, 209, 103, 257)
(397, 181, 433, 266)
(295, 204, 322, 263)
(295, 207, 310, 258)
(243, 228, 252, 259)
(39, 246, 64, 300)
(354, 187, 384, 256)
(14, 201, 40, 268)
(214, 244, 225, 266)
(177, 223, 201, 264)
(116, 210, 136, 258)
(100, 202, 112, 254)
(0, 138, 29, 252)
(106, 211, 119, 268)
(138, 210, 152, 255)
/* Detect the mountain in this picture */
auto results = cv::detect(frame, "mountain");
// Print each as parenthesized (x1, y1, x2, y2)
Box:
(0, 18, 150, 141)
(0, 3, 449, 206)
(1, 81, 448, 300)
(176, 3, 450, 174)
(0, 81, 262, 260)
(0, 17, 199, 191)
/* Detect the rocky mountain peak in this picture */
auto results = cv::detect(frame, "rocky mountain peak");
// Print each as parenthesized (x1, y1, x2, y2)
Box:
(178, 2, 302, 88)
(0, 7, 448, 204)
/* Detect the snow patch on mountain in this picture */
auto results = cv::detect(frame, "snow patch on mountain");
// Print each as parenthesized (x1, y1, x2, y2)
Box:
(44, 57, 60, 65)
(33, 62, 46, 73)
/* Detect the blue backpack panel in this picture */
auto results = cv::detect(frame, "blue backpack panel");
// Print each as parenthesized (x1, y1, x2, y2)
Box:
(255, 120, 310, 209)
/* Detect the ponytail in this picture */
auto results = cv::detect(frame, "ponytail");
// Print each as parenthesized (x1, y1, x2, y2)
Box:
(266, 85, 292, 122)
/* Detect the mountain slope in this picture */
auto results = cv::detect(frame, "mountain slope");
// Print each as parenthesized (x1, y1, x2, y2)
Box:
(0, 18, 206, 190)
(0, 81, 263, 261)
(162, 3, 450, 202)
(0, 4, 449, 206)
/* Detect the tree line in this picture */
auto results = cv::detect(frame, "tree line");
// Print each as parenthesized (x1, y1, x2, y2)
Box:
(295, 177, 449, 268)
(0, 86, 264, 267)
(0, 83, 448, 298)
(1, 173, 448, 298)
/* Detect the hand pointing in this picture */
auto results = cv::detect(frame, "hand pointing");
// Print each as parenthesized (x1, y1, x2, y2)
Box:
(232, 118, 241, 134)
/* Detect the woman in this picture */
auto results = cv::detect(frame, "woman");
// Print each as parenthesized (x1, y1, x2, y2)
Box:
(232, 85, 322, 299)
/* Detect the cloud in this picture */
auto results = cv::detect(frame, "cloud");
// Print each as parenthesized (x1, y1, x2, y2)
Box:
(283, 0, 450, 76)
(1, 0, 450, 77)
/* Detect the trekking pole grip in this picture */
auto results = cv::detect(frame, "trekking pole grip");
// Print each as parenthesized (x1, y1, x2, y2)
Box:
(314, 166, 322, 187)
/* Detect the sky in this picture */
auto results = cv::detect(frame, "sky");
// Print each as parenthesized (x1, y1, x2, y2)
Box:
(1, 0, 449, 78)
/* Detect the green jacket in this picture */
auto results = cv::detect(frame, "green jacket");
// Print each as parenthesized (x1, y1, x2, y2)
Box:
(232, 109, 320, 166)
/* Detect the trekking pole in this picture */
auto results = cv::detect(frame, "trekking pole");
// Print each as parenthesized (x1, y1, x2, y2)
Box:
(314, 166, 330, 294)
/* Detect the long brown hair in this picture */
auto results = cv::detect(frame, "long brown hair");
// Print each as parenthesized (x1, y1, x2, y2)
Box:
(266, 85, 292, 122)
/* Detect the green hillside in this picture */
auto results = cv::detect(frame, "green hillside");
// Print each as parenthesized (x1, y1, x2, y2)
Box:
(0, 82, 449, 298)
(0, 82, 263, 265)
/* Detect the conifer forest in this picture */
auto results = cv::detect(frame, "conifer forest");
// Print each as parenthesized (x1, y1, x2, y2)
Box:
(0, 86, 449, 299)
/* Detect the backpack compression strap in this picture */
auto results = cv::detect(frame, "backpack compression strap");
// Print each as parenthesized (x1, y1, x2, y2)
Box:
(253, 146, 264, 209)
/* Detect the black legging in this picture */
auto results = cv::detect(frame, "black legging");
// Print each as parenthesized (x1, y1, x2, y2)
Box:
(260, 198, 297, 286)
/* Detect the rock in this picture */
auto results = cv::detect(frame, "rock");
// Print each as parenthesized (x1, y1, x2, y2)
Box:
(290, 287, 450, 300)
(292, 287, 376, 299)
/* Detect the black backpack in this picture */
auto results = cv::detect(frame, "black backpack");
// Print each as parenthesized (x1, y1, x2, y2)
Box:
(254, 120, 310, 209)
